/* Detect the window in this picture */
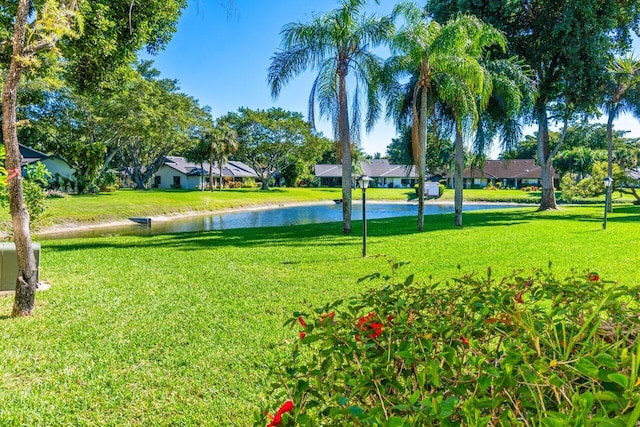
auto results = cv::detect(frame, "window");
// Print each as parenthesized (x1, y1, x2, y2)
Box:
(173, 176, 181, 187)
(154, 176, 161, 186)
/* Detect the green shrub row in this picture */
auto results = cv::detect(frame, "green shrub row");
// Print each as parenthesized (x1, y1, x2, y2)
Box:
(257, 261, 640, 426)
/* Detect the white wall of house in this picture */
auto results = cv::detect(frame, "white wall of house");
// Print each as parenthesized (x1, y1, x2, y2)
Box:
(41, 158, 74, 180)
(378, 177, 417, 188)
(154, 167, 187, 189)
(153, 167, 206, 190)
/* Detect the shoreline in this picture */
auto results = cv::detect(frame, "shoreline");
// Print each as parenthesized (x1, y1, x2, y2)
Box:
(32, 199, 531, 237)
(34, 200, 336, 236)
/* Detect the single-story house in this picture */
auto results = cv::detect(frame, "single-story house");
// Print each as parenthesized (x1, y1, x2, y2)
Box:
(447, 159, 558, 189)
(19, 144, 75, 181)
(153, 156, 259, 190)
(315, 159, 418, 188)
(627, 167, 640, 183)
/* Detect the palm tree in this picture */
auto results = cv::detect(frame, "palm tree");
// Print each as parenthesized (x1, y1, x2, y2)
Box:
(209, 122, 238, 192)
(384, 4, 487, 231)
(185, 133, 211, 191)
(439, 16, 535, 227)
(603, 53, 640, 212)
(268, 0, 392, 234)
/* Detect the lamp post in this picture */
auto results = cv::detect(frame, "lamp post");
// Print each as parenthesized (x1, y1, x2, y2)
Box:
(358, 175, 373, 257)
(603, 176, 613, 230)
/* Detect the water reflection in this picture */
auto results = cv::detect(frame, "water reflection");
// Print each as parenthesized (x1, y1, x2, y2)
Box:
(38, 202, 516, 240)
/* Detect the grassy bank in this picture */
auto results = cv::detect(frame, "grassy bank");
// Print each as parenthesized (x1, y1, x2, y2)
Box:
(0, 204, 638, 425)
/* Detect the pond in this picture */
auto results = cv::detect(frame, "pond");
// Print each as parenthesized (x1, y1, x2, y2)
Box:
(37, 202, 517, 240)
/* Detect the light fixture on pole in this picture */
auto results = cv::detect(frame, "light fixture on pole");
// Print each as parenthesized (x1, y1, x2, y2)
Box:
(358, 175, 373, 257)
(603, 176, 613, 230)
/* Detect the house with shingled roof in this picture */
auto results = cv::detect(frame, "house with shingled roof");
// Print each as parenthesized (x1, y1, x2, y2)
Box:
(447, 159, 558, 189)
(19, 144, 75, 183)
(153, 156, 259, 190)
(314, 159, 418, 188)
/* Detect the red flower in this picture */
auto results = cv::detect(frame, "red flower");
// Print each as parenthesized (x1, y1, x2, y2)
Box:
(588, 272, 599, 282)
(297, 316, 307, 328)
(369, 322, 383, 338)
(299, 331, 306, 340)
(355, 312, 383, 341)
(266, 400, 294, 427)
(461, 336, 469, 345)
(515, 292, 524, 304)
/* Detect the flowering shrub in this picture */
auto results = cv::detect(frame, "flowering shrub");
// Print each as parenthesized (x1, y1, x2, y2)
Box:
(256, 262, 640, 426)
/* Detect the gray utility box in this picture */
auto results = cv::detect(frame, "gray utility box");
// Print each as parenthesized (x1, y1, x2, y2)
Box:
(0, 243, 40, 291)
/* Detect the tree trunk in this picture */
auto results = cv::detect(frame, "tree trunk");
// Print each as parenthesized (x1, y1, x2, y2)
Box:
(218, 156, 224, 191)
(454, 127, 464, 227)
(209, 156, 214, 192)
(3, 0, 39, 317)
(416, 88, 428, 231)
(338, 68, 352, 234)
(200, 162, 204, 191)
(261, 171, 270, 190)
(536, 104, 558, 210)
(606, 111, 615, 213)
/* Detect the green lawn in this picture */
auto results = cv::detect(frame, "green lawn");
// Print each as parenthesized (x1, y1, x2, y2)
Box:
(0, 204, 638, 425)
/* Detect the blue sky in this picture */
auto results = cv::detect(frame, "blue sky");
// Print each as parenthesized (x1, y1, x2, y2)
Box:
(143, 0, 640, 158)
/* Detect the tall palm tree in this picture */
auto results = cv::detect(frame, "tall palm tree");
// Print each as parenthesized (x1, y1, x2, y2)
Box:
(441, 16, 534, 227)
(268, 0, 392, 234)
(210, 122, 238, 192)
(603, 53, 640, 212)
(185, 128, 213, 191)
(384, 4, 487, 231)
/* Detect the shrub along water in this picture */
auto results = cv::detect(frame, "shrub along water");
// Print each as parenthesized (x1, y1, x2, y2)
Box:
(258, 260, 640, 426)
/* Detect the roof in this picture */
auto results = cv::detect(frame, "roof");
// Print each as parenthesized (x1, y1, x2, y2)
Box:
(627, 167, 640, 180)
(450, 159, 557, 179)
(162, 156, 259, 178)
(315, 160, 418, 179)
(19, 144, 50, 165)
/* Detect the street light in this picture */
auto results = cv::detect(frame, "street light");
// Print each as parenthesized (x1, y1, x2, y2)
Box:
(603, 176, 613, 230)
(358, 175, 373, 257)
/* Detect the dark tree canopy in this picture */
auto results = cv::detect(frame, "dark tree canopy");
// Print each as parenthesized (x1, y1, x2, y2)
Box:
(61, 0, 187, 92)
(429, 0, 640, 209)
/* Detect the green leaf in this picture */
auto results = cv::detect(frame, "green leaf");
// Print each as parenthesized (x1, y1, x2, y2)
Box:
(595, 353, 618, 369)
(625, 398, 640, 427)
(296, 414, 312, 426)
(593, 391, 620, 401)
(409, 390, 421, 406)
(337, 396, 349, 406)
(574, 358, 600, 378)
(349, 406, 364, 417)
(607, 373, 630, 389)
(541, 412, 569, 427)
(439, 397, 459, 418)
(386, 417, 405, 427)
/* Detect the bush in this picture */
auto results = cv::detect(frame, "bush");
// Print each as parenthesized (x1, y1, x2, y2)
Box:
(97, 170, 119, 192)
(242, 178, 257, 188)
(256, 261, 640, 426)
(0, 163, 51, 224)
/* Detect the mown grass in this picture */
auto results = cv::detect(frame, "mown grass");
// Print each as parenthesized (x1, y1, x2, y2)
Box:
(0, 204, 638, 425)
